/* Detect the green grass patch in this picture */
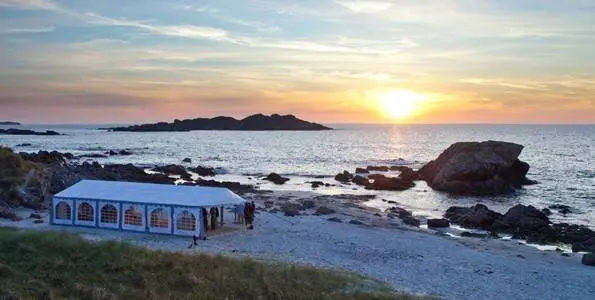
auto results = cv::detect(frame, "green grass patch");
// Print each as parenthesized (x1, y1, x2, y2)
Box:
(0, 228, 428, 299)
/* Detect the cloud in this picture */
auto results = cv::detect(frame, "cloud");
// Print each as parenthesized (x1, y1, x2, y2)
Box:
(334, 0, 392, 13)
(3, 26, 55, 33)
(83, 13, 227, 39)
(0, 0, 58, 11)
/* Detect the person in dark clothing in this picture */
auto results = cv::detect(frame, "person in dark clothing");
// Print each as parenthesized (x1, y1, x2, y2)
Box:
(210, 207, 218, 230)
(202, 208, 208, 231)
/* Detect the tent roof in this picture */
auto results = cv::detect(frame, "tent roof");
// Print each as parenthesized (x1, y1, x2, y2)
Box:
(54, 180, 246, 207)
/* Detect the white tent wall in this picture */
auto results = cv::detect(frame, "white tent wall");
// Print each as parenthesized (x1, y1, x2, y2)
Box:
(74, 199, 97, 227)
(121, 203, 146, 232)
(173, 207, 202, 236)
(98, 201, 120, 229)
(147, 205, 172, 234)
(52, 198, 73, 225)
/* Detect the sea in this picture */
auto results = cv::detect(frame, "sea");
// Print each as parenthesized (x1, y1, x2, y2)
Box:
(1, 124, 593, 229)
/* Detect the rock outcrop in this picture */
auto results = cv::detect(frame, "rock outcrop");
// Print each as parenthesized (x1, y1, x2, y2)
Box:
(189, 166, 216, 177)
(334, 171, 353, 183)
(427, 218, 450, 228)
(582, 253, 595, 266)
(366, 175, 415, 191)
(444, 204, 503, 230)
(419, 141, 536, 195)
(108, 114, 332, 132)
(0, 128, 60, 136)
(263, 173, 290, 185)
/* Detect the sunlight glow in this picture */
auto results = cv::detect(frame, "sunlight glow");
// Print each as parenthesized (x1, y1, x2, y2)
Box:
(377, 90, 427, 119)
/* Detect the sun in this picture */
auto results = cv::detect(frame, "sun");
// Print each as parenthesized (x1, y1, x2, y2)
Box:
(377, 90, 426, 119)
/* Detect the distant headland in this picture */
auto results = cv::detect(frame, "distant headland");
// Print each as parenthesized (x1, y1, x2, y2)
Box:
(106, 114, 332, 132)
(0, 121, 20, 125)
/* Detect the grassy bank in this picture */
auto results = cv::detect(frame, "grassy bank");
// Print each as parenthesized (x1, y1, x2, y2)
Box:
(0, 228, 424, 299)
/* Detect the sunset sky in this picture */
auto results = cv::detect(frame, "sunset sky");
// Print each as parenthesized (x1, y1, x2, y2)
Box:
(1, 0, 594, 124)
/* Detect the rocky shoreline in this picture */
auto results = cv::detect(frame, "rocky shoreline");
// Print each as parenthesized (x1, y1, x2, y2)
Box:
(0, 128, 61, 136)
(1, 141, 593, 265)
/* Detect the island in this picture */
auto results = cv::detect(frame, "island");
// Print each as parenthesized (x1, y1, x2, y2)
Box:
(0, 121, 20, 125)
(0, 128, 61, 136)
(107, 113, 332, 132)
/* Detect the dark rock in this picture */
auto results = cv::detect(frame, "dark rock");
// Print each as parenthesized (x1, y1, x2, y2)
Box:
(349, 219, 364, 225)
(194, 179, 254, 194)
(418, 141, 536, 195)
(315, 206, 336, 215)
(281, 203, 302, 217)
(367, 166, 389, 172)
(310, 181, 324, 188)
(427, 218, 450, 228)
(492, 205, 551, 235)
(334, 171, 353, 183)
(327, 217, 342, 223)
(0, 128, 61, 136)
(573, 237, 595, 253)
(11, 215, 23, 222)
(190, 166, 216, 177)
(366, 175, 414, 191)
(106, 150, 118, 156)
(152, 164, 189, 177)
(78, 153, 108, 159)
(374, 213, 382, 217)
(392, 166, 420, 181)
(352, 175, 370, 187)
(263, 173, 290, 185)
(387, 206, 419, 227)
(548, 204, 573, 215)
(401, 216, 420, 227)
(541, 208, 552, 216)
(0, 207, 17, 220)
(182, 158, 192, 163)
(16, 143, 32, 147)
(118, 150, 133, 156)
(29, 213, 42, 219)
(355, 168, 369, 174)
(108, 114, 332, 132)
(445, 204, 503, 230)
(269, 208, 280, 214)
(301, 200, 316, 210)
(582, 253, 595, 266)
(461, 231, 489, 239)
(264, 200, 275, 209)
(20, 150, 70, 164)
(33, 219, 44, 224)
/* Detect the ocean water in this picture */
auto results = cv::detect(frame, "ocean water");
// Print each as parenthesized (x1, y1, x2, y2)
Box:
(1, 124, 594, 228)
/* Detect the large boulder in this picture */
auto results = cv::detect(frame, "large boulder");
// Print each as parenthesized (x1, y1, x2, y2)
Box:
(263, 173, 290, 185)
(419, 141, 535, 195)
(427, 218, 450, 228)
(444, 204, 503, 230)
(366, 175, 414, 191)
(315, 206, 336, 215)
(152, 164, 189, 177)
(352, 175, 370, 187)
(190, 166, 216, 177)
(573, 237, 595, 253)
(582, 253, 595, 266)
(392, 166, 420, 181)
(492, 205, 551, 235)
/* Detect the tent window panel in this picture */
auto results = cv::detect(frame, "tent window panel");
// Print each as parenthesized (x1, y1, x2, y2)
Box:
(77, 203, 94, 222)
(176, 210, 196, 231)
(124, 207, 143, 226)
(101, 205, 118, 224)
(55, 201, 71, 220)
(150, 208, 169, 228)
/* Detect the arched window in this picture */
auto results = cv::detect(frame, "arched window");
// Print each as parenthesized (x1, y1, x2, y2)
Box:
(55, 201, 71, 220)
(176, 210, 196, 231)
(150, 208, 169, 228)
(100, 204, 118, 224)
(77, 203, 94, 222)
(124, 206, 142, 226)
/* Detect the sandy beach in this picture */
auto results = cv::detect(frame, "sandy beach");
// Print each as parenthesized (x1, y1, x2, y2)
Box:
(3, 190, 594, 300)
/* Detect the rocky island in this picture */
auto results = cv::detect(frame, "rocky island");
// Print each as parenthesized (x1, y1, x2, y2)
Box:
(107, 113, 332, 132)
(0, 128, 61, 136)
(0, 121, 21, 125)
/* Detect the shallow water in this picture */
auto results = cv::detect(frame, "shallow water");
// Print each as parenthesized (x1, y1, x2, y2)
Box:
(1, 124, 593, 228)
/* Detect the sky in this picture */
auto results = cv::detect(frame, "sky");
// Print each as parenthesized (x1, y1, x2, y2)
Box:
(0, 0, 594, 124)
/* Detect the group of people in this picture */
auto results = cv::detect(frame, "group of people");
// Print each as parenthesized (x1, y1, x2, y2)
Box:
(237, 201, 256, 229)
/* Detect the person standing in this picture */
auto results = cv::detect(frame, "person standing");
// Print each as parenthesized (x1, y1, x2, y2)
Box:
(210, 207, 218, 230)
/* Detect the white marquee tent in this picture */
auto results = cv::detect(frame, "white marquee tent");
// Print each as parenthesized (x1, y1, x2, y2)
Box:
(51, 180, 246, 237)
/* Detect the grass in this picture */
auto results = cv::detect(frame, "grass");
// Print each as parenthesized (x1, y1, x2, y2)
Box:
(0, 228, 428, 300)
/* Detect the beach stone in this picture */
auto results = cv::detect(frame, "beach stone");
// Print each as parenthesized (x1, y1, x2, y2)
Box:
(310, 181, 324, 188)
(263, 173, 290, 185)
(541, 208, 552, 216)
(349, 219, 364, 225)
(281, 203, 302, 217)
(445, 204, 503, 230)
(582, 253, 595, 266)
(401, 216, 420, 227)
(300, 200, 316, 210)
(427, 218, 450, 228)
(327, 217, 342, 223)
(334, 171, 353, 183)
(182, 158, 192, 163)
(367, 166, 389, 172)
(118, 150, 133, 156)
(418, 141, 535, 195)
(549, 204, 572, 214)
(152, 164, 189, 177)
(315, 206, 336, 215)
(33, 219, 44, 224)
(29, 213, 42, 219)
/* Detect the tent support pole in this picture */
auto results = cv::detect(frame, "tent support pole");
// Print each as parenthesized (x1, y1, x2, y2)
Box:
(220, 206, 224, 227)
